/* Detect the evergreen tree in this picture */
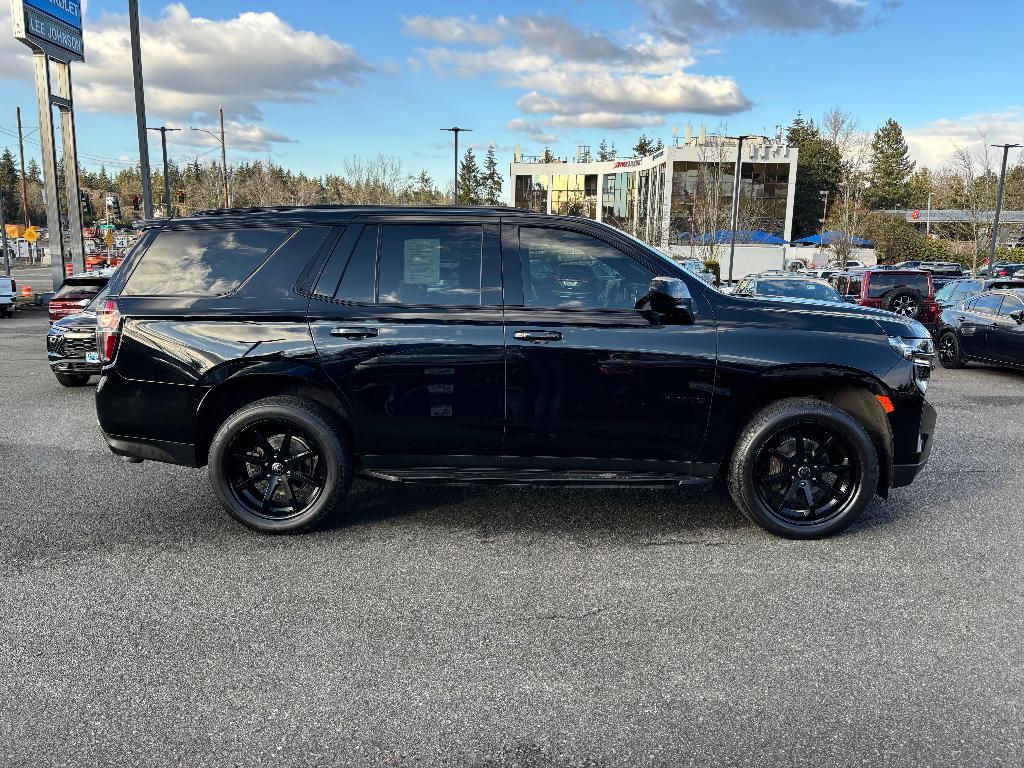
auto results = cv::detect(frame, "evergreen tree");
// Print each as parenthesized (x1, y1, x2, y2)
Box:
(541, 146, 555, 163)
(0, 148, 19, 225)
(481, 144, 504, 205)
(457, 147, 482, 205)
(597, 139, 612, 162)
(865, 118, 915, 210)
(654, 138, 665, 151)
(633, 133, 655, 157)
(907, 168, 933, 210)
(610, 142, 618, 159)
(786, 113, 844, 239)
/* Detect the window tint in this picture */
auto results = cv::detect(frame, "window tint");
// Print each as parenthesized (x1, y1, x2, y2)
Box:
(520, 227, 652, 310)
(952, 280, 982, 300)
(334, 226, 377, 303)
(999, 294, 1024, 315)
(123, 228, 292, 296)
(377, 225, 482, 306)
(866, 272, 930, 298)
(972, 294, 1003, 315)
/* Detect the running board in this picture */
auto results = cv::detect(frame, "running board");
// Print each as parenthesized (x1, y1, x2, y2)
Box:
(360, 467, 714, 489)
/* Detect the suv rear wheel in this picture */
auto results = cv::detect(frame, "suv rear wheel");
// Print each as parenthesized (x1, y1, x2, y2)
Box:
(728, 398, 880, 539)
(208, 396, 353, 533)
(54, 372, 91, 387)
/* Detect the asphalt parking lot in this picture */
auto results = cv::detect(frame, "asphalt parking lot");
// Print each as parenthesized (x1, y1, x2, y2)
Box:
(1, 308, 1022, 767)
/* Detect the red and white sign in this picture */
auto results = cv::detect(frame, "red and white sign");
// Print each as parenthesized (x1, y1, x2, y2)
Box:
(911, 209, 921, 220)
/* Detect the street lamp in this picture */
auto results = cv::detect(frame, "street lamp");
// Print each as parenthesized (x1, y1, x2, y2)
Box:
(818, 189, 830, 260)
(725, 134, 765, 285)
(441, 127, 472, 205)
(987, 143, 1022, 275)
(190, 107, 230, 209)
(146, 126, 180, 217)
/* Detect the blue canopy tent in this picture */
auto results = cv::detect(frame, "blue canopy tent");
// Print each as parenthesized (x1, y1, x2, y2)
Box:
(794, 231, 874, 247)
(677, 229, 788, 245)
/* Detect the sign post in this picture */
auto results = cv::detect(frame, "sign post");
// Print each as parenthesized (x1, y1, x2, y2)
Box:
(10, 0, 86, 289)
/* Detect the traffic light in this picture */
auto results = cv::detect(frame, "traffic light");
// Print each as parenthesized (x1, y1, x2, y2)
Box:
(79, 191, 94, 217)
(176, 189, 186, 204)
(132, 195, 141, 212)
(111, 196, 122, 219)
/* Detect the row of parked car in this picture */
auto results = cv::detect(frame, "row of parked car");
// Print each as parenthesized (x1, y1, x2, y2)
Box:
(733, 264, 1024, 371)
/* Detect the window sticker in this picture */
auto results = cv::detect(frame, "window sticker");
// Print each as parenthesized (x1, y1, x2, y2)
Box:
(404, 239, 441, 284)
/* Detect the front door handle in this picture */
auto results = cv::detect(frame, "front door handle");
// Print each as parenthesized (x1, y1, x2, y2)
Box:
(514, 330, 563, 343)
(330, 326, 378, 339)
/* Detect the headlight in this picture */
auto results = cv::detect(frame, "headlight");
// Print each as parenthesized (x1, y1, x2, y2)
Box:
(888, 336, 934, 392)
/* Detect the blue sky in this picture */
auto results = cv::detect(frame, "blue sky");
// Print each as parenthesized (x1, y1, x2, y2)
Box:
(2, 0, 1022, 198)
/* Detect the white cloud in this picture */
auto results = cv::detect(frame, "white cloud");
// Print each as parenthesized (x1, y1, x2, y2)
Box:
(405, 12, 750, 147)
(905, 109, 1024, 169)
(1, 3, 369, 154)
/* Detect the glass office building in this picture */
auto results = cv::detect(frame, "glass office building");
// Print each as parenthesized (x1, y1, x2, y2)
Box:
(511, 138, 799, 249)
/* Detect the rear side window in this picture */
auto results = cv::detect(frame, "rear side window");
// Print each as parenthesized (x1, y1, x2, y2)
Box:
(53, 282, 104, 302)
(866, 273, 929, 298)
(335, 226, 377, 303)
(998, 294, 1024, 315)
(122, 228, 293, 296)
(377, 225, 482, 306)
(972, 294, 1003, 315)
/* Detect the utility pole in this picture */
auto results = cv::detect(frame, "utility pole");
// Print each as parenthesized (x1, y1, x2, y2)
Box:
(926, 192, 932, 239)
(988, 143, 1021, 274)
(147, 126, 180, 217)
(725, 134, 763, 285)
(129, 0, 154, 219)
(190, 110, 230, 209)
(16, 107, 30, 226)
(219, 107, 229, 208)
(441, 127, 472, 205)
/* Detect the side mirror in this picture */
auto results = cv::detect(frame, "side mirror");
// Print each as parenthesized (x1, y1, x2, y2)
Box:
(648, 276, 695, 322)
(1010, 310, 1024, 325)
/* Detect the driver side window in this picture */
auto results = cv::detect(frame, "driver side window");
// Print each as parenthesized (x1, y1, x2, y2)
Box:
(519, 227, 652, 310)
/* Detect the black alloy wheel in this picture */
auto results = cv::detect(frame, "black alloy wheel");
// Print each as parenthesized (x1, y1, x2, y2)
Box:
(728, 398, 879, 539)
(752, 423, 861, 526)
(208, 396, 353, 533)
(938, 332, 964, 369)
(225, 418, 326, 521)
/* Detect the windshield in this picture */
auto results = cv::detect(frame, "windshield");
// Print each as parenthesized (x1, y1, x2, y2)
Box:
(758, 279, 844, 302)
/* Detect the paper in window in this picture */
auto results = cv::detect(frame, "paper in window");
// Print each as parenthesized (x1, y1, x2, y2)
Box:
(404, 239, 441, 284)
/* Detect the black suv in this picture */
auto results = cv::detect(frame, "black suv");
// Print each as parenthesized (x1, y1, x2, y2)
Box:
(95, 207, 937, 539)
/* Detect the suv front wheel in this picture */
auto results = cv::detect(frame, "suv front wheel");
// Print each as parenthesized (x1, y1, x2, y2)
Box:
(728, 398, 880, 539)
(208, 396, 353, 533)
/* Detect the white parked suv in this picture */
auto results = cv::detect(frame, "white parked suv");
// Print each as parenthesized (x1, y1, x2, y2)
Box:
(0, 274, 16, 318)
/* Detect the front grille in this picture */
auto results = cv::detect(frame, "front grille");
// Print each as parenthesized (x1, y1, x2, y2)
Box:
(62, 333, 96, 358)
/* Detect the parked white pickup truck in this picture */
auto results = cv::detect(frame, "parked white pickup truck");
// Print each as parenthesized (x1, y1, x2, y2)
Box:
(0, 275, 16, 318)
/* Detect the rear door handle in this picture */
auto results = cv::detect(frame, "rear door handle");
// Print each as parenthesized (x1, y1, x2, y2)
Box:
(330, 326, 378, 339)
(514, 330, 563, 343)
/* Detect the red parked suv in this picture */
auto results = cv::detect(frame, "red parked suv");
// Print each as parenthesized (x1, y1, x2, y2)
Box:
(829, 270, 938, 323)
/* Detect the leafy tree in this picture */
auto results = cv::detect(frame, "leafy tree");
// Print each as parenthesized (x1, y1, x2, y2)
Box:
(457, 147, 482, 205)
(632, 133, 655, 157)
(906, 168, 934, 210)
(481, 144, 504, 205)
(597, 139, 612, 162)
(786, 114, 843, 239)
(0, 148, 19, 225)
(865, 118, 915, 210)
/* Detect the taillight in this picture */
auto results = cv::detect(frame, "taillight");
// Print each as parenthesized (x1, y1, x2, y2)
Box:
(96, 299, 123, 364)
(10, 280, 15, 293)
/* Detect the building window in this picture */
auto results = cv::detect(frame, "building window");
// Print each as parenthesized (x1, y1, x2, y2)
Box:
(515, 175, 548, 213)
(550, 174, 598, 218)
(601, 172, 635, 232)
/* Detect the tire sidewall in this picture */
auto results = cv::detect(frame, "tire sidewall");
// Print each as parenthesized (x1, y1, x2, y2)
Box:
(208, 399, 350, 533)
(731, 403, 879, 538)
(883, 287, 923, 319)
(938, 331, 963, 369)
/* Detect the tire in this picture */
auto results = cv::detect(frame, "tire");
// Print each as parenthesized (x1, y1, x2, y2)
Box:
(54, 372, 91, 387)
(882, 287, 924, 319)
(0, 305, 10, 318)
(937, 331, 964, 369)
(207, 396, 353, 534)
(728, 397, 880, 539)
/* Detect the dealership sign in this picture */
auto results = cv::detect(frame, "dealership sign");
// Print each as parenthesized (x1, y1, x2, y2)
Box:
(614, 159, 643, 168)
(10, 0, 85, 62)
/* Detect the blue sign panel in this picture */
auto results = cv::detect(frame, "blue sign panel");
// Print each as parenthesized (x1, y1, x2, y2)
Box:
(24, 7, 84, 61)
(24, 0, 82, 31)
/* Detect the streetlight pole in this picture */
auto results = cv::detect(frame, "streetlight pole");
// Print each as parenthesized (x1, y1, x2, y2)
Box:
(819, 189, 830, 261)
(147, 127, 180, 217)
(129, 0, 154, 219)
(725, 134, 764, 285)
(441, 127, 472, 205)
(190, 110, 230, 209)
(16, 107, 31, 227)
(926, 192, 932, 239)
(987, 143, 1021, 274)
